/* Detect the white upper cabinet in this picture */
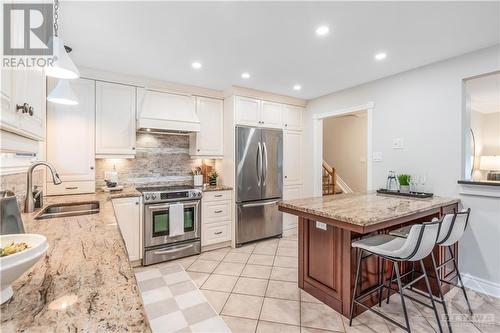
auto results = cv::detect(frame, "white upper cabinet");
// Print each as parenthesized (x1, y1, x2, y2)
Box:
(46, 78, 95, 194)
(1, 68, 45, 140)
(235, 96, 261, 126)
(283, 105, 303, 130)
(260, 101, 283, 129)
(234, 96, 303, 130)
(189, 96, 224, 157)
(283, 130, 302, 185)
(96, 81, 136, 158)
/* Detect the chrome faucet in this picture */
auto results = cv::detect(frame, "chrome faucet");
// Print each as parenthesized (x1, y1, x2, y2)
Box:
(25, 161, 62, 213)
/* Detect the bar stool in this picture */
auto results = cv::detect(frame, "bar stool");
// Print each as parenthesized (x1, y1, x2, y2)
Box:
(349, 221, 443, 333)
(389, 208, 473, 333)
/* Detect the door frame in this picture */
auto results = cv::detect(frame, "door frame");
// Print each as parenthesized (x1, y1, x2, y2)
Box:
(312, 102, 374, 196)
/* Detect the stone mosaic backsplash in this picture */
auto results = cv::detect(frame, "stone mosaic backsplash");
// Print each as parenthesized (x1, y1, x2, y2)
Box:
(96, 132, 197, 188)
(0, 169, 43, 210)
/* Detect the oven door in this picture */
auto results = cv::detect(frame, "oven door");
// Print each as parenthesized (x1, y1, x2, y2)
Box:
(144, 200, 200, 247)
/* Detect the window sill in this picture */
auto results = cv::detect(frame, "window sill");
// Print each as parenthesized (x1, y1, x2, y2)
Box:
(458, 180, 500, 187)
(458, 180, 500, 198)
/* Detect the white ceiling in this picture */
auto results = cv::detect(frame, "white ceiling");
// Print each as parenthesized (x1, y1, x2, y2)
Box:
(60, 1, 500, 100)
(467, 73, 500, 114)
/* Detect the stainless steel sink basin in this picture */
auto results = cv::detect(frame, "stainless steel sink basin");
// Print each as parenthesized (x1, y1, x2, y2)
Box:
(34, 201, 100, 220)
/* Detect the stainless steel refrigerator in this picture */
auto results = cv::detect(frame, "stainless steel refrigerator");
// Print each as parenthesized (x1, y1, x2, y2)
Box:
(235, 126, 283, 246)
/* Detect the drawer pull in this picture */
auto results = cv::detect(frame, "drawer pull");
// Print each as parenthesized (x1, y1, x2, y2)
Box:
(214, 194, 223, 197)
(65, 186, 78, 190)
(214, 231, 223, 235)
(214, 210, 223, 214)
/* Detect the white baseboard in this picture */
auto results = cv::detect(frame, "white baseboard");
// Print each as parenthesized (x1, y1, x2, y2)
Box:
(461, 273, 500, 299)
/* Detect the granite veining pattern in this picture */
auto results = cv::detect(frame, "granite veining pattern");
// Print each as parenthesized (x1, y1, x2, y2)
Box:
(0, 191, 151, 332)
(279, 193, 460, 227)
(200, 185, 233, 192)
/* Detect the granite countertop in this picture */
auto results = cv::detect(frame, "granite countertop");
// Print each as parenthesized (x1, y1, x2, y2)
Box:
(279, 192, 460, 228)
(0, 189, 150, 332)
(200, 185, 233, 192)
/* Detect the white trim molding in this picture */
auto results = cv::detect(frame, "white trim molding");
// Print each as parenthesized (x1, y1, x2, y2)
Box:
(461, 273, 500, 299)
(312, 102, 374, 196)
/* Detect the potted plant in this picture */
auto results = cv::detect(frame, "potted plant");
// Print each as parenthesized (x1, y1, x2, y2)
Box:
(208, 170, 219, 186)
(398, 174, 411, 193)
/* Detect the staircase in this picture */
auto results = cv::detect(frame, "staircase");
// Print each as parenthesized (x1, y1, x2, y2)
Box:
(322, 161, 337, 195)
(323, 161, 352, 195)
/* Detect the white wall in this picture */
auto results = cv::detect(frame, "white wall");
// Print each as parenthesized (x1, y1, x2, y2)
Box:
(304, 45, 500, 294)
(323, 113, 367, 192)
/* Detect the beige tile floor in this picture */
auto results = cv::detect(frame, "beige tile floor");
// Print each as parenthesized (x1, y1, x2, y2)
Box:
(144, 228, 499, 333)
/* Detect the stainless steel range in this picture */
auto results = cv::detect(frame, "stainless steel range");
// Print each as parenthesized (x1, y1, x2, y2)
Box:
(137, 185, 202, 266)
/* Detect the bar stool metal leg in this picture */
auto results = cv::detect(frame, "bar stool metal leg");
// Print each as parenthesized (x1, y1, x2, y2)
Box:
(379, 258, 386, 307)
(431, 251, 453, 333)
(349, 248, 363, 326)
(394, 262, 411, 332)
(420, 260, 444, 333)
(448, 246, 473, 316)
(386, 263, 395, 304)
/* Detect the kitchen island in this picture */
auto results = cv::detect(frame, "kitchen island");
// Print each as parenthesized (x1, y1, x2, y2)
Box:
(278, 193, 460, 318)
(0, 189, 151, 332)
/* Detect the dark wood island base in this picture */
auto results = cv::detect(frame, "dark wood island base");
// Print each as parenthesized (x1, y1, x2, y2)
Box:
(278, 193, 460, 318)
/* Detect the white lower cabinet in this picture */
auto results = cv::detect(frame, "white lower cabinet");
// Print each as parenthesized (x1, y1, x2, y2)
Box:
(201, 190, 232, 248)
(112, 197, 142, 262)
(283, 185, 302, 231)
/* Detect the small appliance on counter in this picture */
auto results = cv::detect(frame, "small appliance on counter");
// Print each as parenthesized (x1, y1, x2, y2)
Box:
(102, 166, 123, 192)
(0, 191, 24, 235)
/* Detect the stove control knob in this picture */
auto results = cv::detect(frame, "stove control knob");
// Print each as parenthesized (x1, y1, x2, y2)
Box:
(145, 194, 151, 200)
(151, 194, 157, 200)
(197, 192, 202, 197)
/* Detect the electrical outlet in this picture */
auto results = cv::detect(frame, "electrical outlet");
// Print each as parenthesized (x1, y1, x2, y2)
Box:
(373, 152, 383, 161)
(316, 222, 327, 230)
(392, 138, 405, 150)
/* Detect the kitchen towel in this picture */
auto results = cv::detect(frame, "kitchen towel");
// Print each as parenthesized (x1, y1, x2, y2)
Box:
(169, 203, 185, 237)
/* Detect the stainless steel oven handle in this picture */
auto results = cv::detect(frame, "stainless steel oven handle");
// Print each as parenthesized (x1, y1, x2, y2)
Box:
(147, 203, 171, 210)
(241, 200, 280, 208)
(153, 244, 194, 255)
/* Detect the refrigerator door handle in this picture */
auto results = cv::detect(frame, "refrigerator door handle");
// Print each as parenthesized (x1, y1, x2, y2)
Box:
(262, 142, 268, 186)
(256, 142, 262, 187)
(241, 200, 280, 208)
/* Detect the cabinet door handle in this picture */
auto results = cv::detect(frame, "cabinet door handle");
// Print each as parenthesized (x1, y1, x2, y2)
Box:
(197, 149, 200, 152)
(284, 176, 288, 179)
(214, 231, 223, 235)
(16, 103, 29, 114)
(214, 210, 223, 214)
(66, 186, 78, 190)
(135, 202, 139, 205)
(90, 166, 94, 170)
(132, 147, 136, 150)
(214, 194, 222, 197)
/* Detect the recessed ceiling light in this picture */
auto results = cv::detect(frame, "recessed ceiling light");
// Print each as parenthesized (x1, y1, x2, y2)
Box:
(374, 52, 387, 61)
(293, 84, 302, 91)
(241, 72, 250, 79)
(315, 25, 329, 36)
(191, 62, 202, 69)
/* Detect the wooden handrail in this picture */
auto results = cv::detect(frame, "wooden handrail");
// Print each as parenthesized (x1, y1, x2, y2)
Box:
(322, 161, 336, 195)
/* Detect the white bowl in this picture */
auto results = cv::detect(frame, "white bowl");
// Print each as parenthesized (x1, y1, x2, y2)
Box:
(0, 234, 49, 304)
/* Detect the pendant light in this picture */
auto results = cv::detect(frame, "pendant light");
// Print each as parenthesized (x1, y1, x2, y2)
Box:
(47, 80, 78, 105)
(46, 0, 78, 105)
(45, 0, 80, 79)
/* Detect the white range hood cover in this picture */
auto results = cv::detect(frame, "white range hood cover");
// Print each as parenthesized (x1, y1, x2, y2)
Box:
(138, 88, 200, 133)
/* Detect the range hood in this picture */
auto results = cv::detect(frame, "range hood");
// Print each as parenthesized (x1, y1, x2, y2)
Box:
(137, 88, 200, 134)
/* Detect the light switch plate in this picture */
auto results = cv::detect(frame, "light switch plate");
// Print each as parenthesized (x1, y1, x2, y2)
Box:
(316, 222, 327, 230)
(373, 152, 383, 161)
(392, 138, 405, 149)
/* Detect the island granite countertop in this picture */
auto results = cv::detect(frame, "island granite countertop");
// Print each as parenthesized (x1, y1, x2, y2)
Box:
(0, 188, 150, 332)
(279, 192, 460, 230)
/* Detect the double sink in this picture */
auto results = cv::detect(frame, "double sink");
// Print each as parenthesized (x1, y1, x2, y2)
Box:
(34, 202, 100, 220)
